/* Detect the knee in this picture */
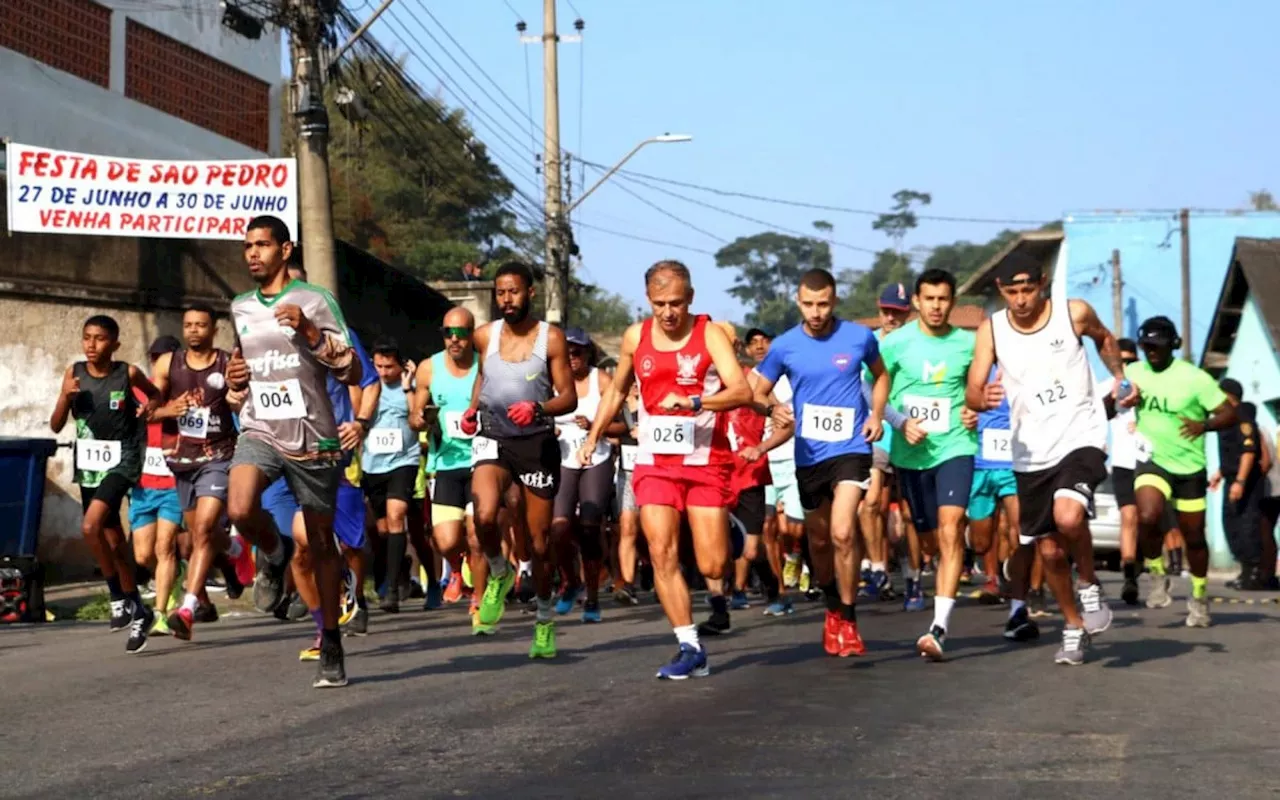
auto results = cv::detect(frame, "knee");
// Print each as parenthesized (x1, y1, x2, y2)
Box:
(528, 532, 552, 559)
(1037, 537, 1067, 565)
(226, 494, 254, 528)
(829, 524, 855, 550)
(648, 538, 679, 570)
(743, 538, 761, 563)
(1052, 503, 1087, 535)
(550, 519, 572, 539)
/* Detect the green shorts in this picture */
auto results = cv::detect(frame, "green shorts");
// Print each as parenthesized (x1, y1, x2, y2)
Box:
(967, 467, 1017, 521)
(765, 458, 803, 521)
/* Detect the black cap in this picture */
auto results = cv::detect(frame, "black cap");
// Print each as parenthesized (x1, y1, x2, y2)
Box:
(148, 335, 182, 358)
(1219, 378, 1244, 399)
(995, 253, 1043, 284)
(743, 327, 772, 343)
(1138, 315, 1179, 345)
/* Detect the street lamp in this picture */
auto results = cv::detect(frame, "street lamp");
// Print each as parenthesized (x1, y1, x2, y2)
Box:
(565, 133, 692, 215)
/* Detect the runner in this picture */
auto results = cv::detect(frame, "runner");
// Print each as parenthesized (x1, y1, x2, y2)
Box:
(578, 260, 751, 678)
(967, 258, 1129, 664)
(50, 314, 161, 652)
(224, 215, 362, 687)
(1098, 337, 1145, 605)
(611, 382, 643, 605)
(1125, 316, 1236, 627)
(879, 269, 978, 661)
(461, 262, 578, 658)
(551, 328, 620, 623)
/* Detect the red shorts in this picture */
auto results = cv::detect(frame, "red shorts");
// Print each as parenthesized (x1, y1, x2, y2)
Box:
(632, 463, 734, 511)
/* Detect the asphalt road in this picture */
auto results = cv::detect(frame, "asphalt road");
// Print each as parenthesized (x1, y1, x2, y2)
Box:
(3, 576, 1279, 799)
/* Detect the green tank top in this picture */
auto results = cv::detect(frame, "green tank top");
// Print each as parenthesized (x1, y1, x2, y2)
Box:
(427, 351, 479, 472)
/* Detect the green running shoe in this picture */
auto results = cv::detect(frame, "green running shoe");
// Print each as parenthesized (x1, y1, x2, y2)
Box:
(529, 619, 557, 659)
(477, 567, 516, 627)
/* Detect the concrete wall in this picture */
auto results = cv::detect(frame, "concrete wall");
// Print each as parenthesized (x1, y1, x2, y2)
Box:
(0, 0, 281, 158)
(432, 281, 497, 326)
(0, 297, 236, 577)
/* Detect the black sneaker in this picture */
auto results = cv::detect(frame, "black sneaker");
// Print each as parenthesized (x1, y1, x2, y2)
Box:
(287, 594, 309, 621)
(253, 536, 294, 613)
(194, 602, 219, 624)
(613, 584, 639, 606)
(313, 639, 348, 688)
(1027, 588, 1049, 618)
(109, 598, 134, 632)
(1121, 577, 1140, 606)
(697, 610, 731, 637)
(222, 564, 244, 600)
(379, 588, 400, 614)
(126, 604, 155, 654)
(345, 606, 369, 636)
(273, 594, 293, 621)
(1003, 606, 1040, 642)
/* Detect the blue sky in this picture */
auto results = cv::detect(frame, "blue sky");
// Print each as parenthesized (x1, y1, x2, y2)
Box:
(327, 0, 1280, 323)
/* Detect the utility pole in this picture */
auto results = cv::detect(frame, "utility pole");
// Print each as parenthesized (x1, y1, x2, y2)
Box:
(540, 0, 566, 324)
(1179, 208, 1192, 361)
(1110, 249, 1123, 335)
(286, 0, 338, 294)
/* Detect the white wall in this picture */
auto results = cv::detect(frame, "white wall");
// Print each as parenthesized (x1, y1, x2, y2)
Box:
(0, 0, 281, 159)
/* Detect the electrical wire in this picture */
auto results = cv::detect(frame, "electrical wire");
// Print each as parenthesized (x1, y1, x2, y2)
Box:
(600, 179, 728, 244)
(574, 220, 719, 256)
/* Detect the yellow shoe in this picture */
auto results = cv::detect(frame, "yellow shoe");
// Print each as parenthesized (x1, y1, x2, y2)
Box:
(782, 558, 801, 589)
(151, 615, 172, 636)
(299, 637, 321, 661)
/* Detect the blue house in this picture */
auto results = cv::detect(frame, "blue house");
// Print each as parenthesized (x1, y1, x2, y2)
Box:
(960, 213, 1280, 568)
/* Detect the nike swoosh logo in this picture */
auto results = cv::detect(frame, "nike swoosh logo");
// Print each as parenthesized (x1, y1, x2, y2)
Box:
(525, 373, 540, 381)
(210, 486, 225, 491)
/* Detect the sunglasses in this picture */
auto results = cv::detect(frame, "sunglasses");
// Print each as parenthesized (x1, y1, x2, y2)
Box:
(441, 326, 472, 340)
(1122, 357, 1138, 365)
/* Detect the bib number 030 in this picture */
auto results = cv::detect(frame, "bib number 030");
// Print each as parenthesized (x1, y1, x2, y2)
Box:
(903, 394, 951, 434)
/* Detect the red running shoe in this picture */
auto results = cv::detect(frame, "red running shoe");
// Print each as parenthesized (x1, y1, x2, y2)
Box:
(838, 619, 865, 657)
(823, 610, 841, 656)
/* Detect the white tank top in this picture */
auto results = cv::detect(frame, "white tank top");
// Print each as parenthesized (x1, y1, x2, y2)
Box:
(990, 300, 1107, 472)
(555, 367, 612, 469)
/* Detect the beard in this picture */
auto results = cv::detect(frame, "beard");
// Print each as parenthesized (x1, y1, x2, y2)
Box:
(502, 301, 531, 324)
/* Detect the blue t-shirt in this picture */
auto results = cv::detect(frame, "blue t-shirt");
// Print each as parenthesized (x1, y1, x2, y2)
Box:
(974, 364, 1012, 470)
(361, 381, 421, 474)
(757, 319, 881, 468)
(326, 328, 377, 470)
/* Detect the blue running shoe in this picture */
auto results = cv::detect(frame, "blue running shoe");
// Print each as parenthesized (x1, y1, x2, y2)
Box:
(857, 575, 879, 600)
(904, 580, 927, 612)
(763, 599, 795, 617)
(729, 591, 750, 610)
(656, 644, 710, 680)
(424, 579, 443, 611)
(582, 602, 602, 623)
(555, 586, 581, 615)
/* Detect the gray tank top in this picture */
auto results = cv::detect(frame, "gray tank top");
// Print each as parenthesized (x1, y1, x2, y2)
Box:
(478, 320, 553, 438)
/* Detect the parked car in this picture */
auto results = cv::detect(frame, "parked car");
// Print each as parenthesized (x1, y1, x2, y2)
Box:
(1091, 471, 1123, 570)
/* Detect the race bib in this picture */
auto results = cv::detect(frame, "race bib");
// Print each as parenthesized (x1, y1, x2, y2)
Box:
(250, 379, 306, 421)
(142, 446, 172, 477)
(621, 444, 638, 471)
(981, 429, 1012, 462)
(903, 394, 951, 434)
(644, 415, 695, 455)
(1134, 433, 1154, 462)
(1029, 381, 1069, 416)
(559, 425, 589, 461)
(176, 406, 209, 440)
(76, 439, 121, 471)
(367, 428, 404, 454)
(801, 403, 855, 443)
(444, 410, 473, 440)
(471, 435, 499, 464)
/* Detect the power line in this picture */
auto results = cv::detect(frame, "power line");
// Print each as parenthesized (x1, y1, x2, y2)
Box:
(574, 220, 719, 256)
(599, 179, 729, 244)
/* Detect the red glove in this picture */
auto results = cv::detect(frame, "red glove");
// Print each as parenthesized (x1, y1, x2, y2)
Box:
(460, 407, 479, 436)
(507, 401, 539, 427)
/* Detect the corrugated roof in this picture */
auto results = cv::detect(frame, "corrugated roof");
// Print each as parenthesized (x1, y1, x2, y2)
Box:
(957, 230, 1064, 296)
(1201, 237, 1280, 376)
(857, 304, 985, 331)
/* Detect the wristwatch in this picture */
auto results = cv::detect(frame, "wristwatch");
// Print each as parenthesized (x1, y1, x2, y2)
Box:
(690, 395, 703, 412)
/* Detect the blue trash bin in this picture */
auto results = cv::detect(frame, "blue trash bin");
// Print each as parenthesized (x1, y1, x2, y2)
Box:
(0, 437, 59, 557)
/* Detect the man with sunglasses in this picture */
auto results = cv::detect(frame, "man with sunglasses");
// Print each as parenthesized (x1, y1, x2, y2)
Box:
(411, 308, 486, 631)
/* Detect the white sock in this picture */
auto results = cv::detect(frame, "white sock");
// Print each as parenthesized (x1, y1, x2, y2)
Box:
(181, 593, 199, 613)
(860, 558, 872, 571)
(674, 624, 700, 650)
(933, 596, 956, 633)
(1009, 598, 1026, 617)
(535, 596, 554, 622)
(486, 554, 510, 578)
(902, 565, 919, 581)
(518, 559, 532, 575)
(871, 561, 886, 573)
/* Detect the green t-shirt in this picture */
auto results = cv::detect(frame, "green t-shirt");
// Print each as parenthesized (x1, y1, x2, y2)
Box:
(1125, 359, 1227, 475)
(863, 329, 894, 454)
(880, 321, 977, 471)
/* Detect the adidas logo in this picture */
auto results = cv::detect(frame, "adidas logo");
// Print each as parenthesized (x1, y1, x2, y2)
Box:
(1050, 338, 1064, 349)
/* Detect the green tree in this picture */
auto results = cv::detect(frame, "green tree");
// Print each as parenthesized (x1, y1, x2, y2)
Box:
(838, 249, 917, 320)
(713, 227, 833, 332)
(568, 278, 634, 334)
(1250, 190, 1278, 211)
(872, 190, 932, 254)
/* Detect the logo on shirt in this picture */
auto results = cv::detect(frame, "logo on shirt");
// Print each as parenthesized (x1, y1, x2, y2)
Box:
(638, 355, 656, 378)
(832, 353, 852, 371)
(247, 349, 302, 376)
(675, 352, 702, 386)
(108, 390, 125, 411)
(1050, 338, 1065, 351)
(922, 360, 947, 384)
(525, 372, 541, 381)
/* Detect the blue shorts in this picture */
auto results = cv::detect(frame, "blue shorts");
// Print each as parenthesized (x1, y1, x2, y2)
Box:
(967, 468, 1017, 521)
(128, 486, 184, 530)
(898, 455, 975, 533)
(263, 478, 367, 550)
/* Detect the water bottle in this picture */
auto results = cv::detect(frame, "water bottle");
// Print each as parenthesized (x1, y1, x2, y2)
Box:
(1115, 379, 1133, 402)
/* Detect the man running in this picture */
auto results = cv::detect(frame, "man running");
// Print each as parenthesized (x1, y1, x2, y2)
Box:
(1125, 315, 1236, 627)
(754, 268, 887, 657)
(879, 269, 978, 661)
(461, 262, 578, 658)
(50, 315, 161, 652)
(578, 260, 751, 679)
(224, 215, 362, 688)
(967, 258, 1129, 664)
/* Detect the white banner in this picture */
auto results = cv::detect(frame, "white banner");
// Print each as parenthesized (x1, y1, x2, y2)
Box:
(5, 143, 297, 241)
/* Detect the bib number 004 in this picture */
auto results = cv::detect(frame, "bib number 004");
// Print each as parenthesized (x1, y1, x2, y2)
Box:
(250, 379, 307, 421)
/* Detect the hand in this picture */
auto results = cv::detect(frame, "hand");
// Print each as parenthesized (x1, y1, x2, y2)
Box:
(657, 392, 690, 412)
(1228, 480, 1245, 503)
(62, 372, 81, 400)
(983, 381, 1005, 410)
(401, 363, 415, 391)
(961, 406, 978, 432)
(1178, 416, 1206, 440)
(1126, 420, 1137, 435)
(863, 414, 884, 444)
(225, 387, 247, 411)
(771, 403, 795, 429)
(164, 391, 195, 417)
(576, 438, 597, 467)
(1208, 471, 1223, 491)
(226, 347, 249, 390)
(629, 426, 639, 440)
(903, 418, 927, 445)
(274, 304, 319, 347)
(137, 394, 160, 419)
(507, 400, 539, 427)
(1114, 379, 1141, 409)
(337, 421, 364, 451)
(574, 415, 591, 430)
(459, 407, 479, 436)
(739, 445, 763, 463)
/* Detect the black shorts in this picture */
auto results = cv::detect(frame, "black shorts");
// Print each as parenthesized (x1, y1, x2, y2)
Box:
(473, 431, 561, 500)
(1014, 447, 1107, 539)
(362, 464, 419, 518)
(733, 486, 768, 536)
(1134, 460, 1209, 513)
(1112, 466, 1136, 508)
(431, 467, 472, 510)
(79, 472, 134, 530)
(796, 453, 872, 512)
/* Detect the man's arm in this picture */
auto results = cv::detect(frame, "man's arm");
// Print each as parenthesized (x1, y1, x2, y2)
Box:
(50, 365, 77, 433)
(696, 323, 752, 411)
(148, 352, 191, 420)
(466, 325, 489, 414)
(127, 364, 163, 418)
(409, 358, 434, 431)
(301, 295, 361, 386)
(965, 319, 998, 412)
(540, 326, 578, 419)
(583, 323, 640, 450)
(596, 369, 629, 437)
(1070, 298, 1125, 382)
(862, 360, 900, 429)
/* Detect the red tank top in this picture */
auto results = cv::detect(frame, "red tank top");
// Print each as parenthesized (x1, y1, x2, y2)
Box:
(134, 387, 176, 490)
(633, 315, 733, 467)
(726, 405, 772, 494)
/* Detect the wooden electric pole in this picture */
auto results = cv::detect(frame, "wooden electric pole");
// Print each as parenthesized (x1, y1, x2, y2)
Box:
(1179, 208, 1192, 361)
(541, 0, 566, 324)
(1111, 248, 1123, 335)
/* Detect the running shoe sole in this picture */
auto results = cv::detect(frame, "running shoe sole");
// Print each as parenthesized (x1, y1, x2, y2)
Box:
(656, 666, 710, 680)
(313, 675, 349, 688)
(167, 611, 193, 641)
(1054, 653, 1085, 666)
(299, 649, 320, 662)
(916, 635, 944, 662)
